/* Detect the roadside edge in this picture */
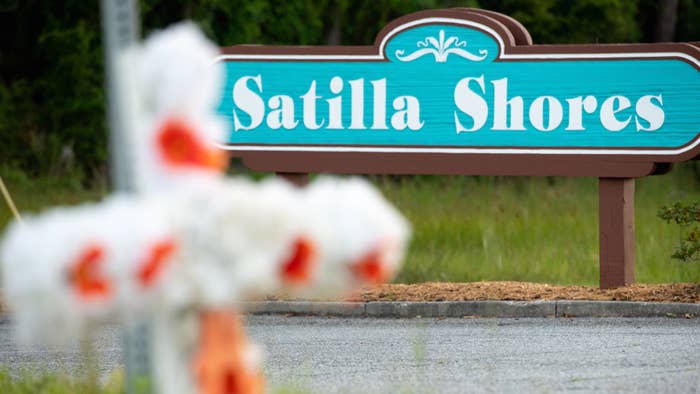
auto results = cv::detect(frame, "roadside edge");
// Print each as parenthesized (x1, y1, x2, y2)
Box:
(241, 300, 700, 318)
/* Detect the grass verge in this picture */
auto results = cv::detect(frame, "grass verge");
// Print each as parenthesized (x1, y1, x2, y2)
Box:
(0, 368, 122, 394)
(374, 164, 700, 285)
(0, 368, 309, 394)
(1, 164, 698, 286)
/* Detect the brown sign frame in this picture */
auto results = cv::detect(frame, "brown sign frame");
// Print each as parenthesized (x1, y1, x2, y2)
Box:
(219, 8, 700, 178)
(218, 8, 700, 288)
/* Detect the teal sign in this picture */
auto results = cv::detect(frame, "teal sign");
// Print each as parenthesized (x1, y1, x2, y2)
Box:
(215, 9, 700, 166)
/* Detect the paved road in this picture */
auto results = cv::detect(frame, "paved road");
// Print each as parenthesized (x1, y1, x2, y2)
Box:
(0, 315, 122, 379)
(0, 315, 698, 393)
(251, 316, 700, 393)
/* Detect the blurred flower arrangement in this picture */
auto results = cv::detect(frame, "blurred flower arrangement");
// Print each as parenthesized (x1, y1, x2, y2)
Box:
(0, 23, 410, 394)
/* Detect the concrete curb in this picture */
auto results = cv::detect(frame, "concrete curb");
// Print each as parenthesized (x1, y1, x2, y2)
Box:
(242, 301, 700, 318)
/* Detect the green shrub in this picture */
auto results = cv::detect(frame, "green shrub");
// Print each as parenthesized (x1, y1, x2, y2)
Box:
(658, 201, 700, 262)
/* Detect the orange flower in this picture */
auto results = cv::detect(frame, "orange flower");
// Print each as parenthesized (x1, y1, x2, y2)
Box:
(351, 248, 389, 284)
(137, 239, 177, 287)
(68, 244, 111, 300)
(280, 237, 316, 286)
(156, 118, 226, 171)
(192, 310, 265, 394)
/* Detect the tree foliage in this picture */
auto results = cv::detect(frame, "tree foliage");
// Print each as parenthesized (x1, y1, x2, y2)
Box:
(0, 0, 698, 182)
(658, 202, 700, 262)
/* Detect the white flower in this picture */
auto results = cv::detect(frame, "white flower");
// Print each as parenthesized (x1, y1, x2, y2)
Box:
(159, 176, 411, 303)
(0, 195, 177, 343)
(133, 115, 227, 192)
(160, 177, 309, 306)
(138, 22, 223, 122)
(132, 22, 227, 192)
(301, 177, 411, 296)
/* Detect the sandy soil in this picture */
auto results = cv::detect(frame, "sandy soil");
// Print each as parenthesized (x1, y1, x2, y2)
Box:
(342, 282, 699, 304)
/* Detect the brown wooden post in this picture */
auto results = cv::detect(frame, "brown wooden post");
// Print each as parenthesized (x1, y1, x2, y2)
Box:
(598, 178, 635, 289)
(276, 172, 310, 187)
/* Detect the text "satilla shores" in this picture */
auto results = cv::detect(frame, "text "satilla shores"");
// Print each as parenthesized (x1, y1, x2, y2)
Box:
(230, 75, 665, 133)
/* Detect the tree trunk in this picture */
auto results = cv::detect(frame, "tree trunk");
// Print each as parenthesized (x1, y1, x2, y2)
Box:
(327, 2, 343, 45)
(655, 0, 679, 42)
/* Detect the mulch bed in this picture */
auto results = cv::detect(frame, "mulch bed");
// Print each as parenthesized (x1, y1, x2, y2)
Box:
(342, 282, 699, 304)
(1, 283, 697, 312)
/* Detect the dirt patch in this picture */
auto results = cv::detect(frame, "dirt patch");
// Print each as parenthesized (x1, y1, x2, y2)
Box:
(340, 282, 699, 304)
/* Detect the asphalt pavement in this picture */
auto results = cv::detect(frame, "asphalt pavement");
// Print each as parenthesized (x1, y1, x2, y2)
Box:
(0, 315, 697, 393)
(0, 316, 122, 379)
(250, 316, 700, 393)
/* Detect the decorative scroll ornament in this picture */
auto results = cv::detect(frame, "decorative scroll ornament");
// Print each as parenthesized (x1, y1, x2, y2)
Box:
(395, 29, 488, 62)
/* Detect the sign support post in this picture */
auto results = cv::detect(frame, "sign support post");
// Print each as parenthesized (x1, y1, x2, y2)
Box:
(599, 178, 635, 289)
(277, 172, 310, 187)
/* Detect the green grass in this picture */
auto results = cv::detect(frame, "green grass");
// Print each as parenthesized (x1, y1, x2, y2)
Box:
(1, 164, 698, 286)
(0, 166, 106, 228)
(374, 164, 700, 285)
(0, 368, 309, 394)
(0, 368, 123, 394)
